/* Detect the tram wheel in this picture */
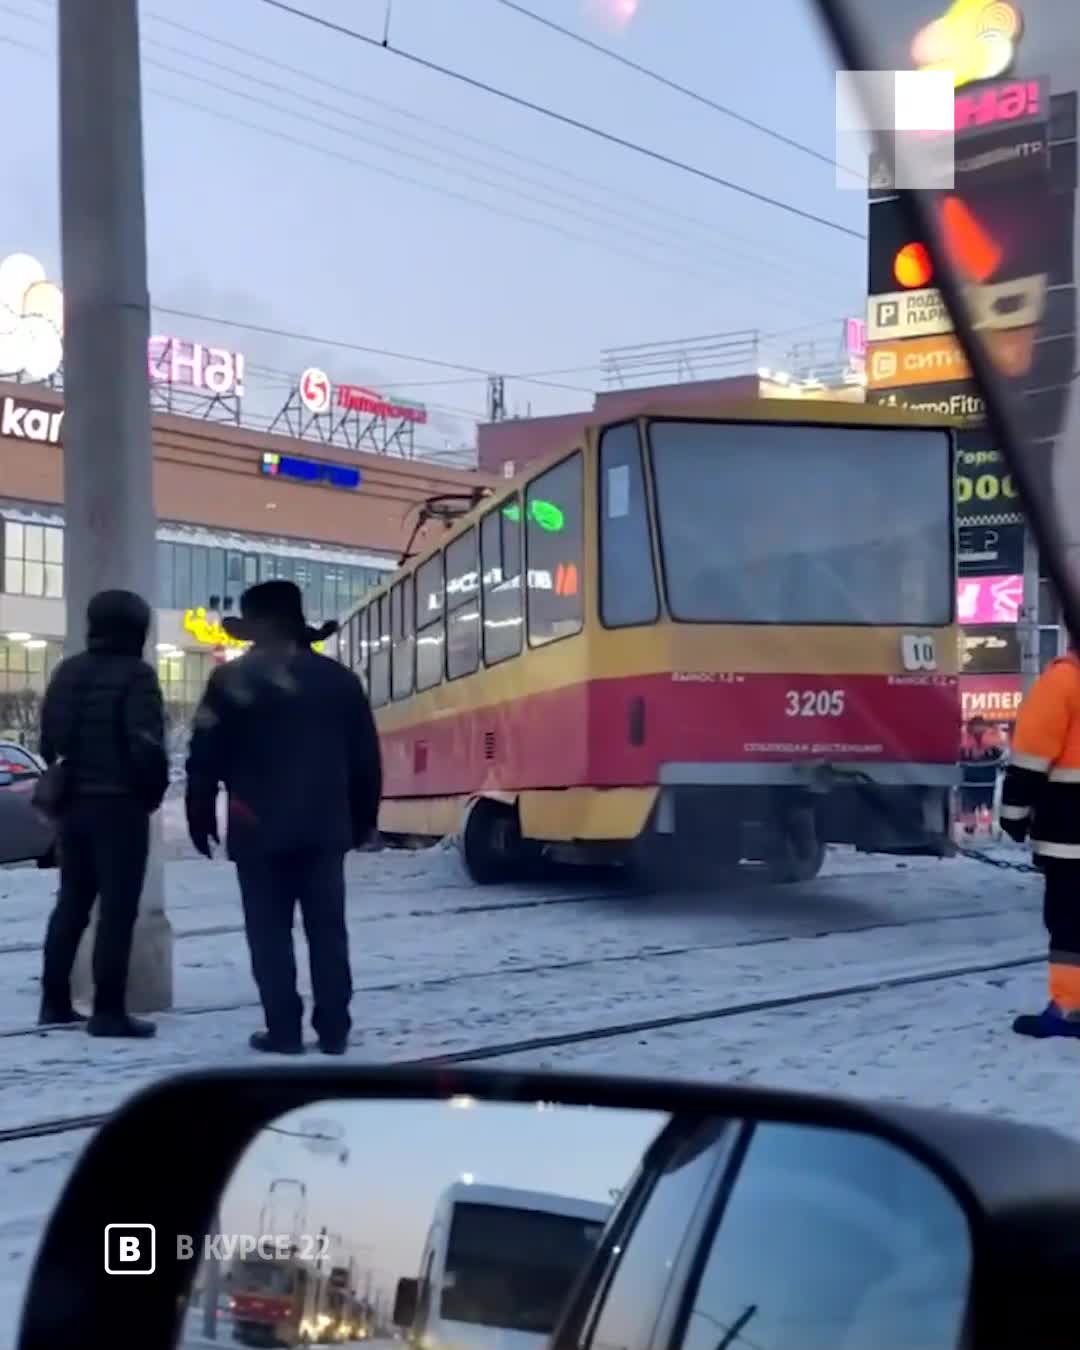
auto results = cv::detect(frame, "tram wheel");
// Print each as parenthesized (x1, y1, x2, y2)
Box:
(764, 808, 826, 883)
(460, 798, 530, 885)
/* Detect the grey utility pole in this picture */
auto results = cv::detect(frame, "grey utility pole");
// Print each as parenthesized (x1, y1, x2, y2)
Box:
(58, 0, 173, 1010)
(1019, 524, 1041, 696)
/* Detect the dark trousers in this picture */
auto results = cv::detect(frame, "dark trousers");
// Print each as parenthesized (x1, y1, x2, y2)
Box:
(1043, 858, 1080, 955)
(41, 797, 150, 1016)
(234, 849, 352, 1044)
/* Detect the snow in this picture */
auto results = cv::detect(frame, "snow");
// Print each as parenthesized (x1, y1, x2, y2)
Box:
(0, 830, 1069, 1345)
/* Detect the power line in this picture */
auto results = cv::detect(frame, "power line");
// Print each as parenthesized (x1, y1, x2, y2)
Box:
(152, 304, 599, 393)
(252, 0, 865, 241)
(492, 0, 865, 182)
(139, 46, 840, 317)
(135, 28, 851, 306)
(3, 9, 847, 321)
(144, 11, 854, 289)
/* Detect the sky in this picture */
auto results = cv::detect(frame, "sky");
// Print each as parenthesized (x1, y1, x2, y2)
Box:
(0, 0, 867, 463)
(216, 1097, 668, 1308)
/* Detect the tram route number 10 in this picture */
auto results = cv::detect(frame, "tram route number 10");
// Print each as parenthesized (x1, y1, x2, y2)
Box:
(785, 689, 846, 717)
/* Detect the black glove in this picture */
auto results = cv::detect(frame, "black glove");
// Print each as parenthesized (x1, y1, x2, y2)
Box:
(1000, 816, 1029, 844)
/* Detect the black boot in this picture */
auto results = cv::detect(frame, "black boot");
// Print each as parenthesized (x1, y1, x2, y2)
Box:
(38, 1001, 87, 1027)
(87, 1012, 157, 1039)
(317, 1037, 348, 1056)
(250, 1030, 304, 1055)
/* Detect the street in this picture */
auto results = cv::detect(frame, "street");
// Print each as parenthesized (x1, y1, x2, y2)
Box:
(0, 837, 1067, 1346)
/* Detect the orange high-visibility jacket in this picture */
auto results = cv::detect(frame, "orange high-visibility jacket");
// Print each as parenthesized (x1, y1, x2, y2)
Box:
(1001, 653, 1080, 858)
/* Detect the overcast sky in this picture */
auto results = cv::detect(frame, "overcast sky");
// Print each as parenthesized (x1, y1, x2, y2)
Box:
(0, 0, 865, 458)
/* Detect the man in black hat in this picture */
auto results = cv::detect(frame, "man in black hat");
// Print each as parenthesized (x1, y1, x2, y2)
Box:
(184, 580, 382, 1054)
(38, 589, 169, 1038)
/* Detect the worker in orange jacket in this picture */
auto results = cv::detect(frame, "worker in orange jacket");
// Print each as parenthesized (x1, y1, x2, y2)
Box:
(1000, 646, 1080, 1037)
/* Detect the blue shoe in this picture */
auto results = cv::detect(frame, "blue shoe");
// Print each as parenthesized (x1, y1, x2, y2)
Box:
(1012, 1003, 1080, 1038)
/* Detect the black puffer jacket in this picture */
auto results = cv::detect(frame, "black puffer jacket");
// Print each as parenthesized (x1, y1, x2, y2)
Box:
(39, 590, 169, 811)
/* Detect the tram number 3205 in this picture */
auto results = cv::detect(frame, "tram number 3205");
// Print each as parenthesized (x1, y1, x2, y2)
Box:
(785, 689, 846, 717)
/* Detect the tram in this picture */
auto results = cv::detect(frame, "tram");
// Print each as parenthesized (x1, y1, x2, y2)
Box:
(334, 401, 961, 886)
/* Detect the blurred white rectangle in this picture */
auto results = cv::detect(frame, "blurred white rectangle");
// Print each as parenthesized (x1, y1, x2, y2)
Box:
(836, 70, 955, 191)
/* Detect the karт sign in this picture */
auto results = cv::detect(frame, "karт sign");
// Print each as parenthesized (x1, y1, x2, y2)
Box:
(912, 0, 1023, 89)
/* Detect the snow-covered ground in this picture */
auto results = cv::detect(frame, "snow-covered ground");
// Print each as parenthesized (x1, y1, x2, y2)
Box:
(0, 836, 1071, 1344)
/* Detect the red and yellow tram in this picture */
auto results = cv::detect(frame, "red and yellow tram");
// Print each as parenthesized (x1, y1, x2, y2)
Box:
(334, 401, 961, 886)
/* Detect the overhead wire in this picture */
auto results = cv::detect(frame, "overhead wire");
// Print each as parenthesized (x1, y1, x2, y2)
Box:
(3, 9, 849, 322)
(135, 30, 852, 308)
(252, 0, 866, 241)
(145, 12, 854, 288)
(491, 0, 866, 183)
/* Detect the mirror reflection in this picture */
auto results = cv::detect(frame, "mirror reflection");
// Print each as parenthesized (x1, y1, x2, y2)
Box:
(182, 1099, 972, 1350)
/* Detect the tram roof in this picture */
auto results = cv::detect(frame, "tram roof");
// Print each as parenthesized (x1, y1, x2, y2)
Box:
(353, 399, 963, 603)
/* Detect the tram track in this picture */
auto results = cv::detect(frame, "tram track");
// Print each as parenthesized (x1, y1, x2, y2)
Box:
(0, 944, 1046, 1147)
(0, 899, 1024, 1042)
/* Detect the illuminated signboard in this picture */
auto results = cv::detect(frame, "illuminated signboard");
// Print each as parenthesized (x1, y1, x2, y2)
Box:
(261, 452, 361, 490)
(183, 608, 246, 649)
(336, 384, 428, 425)
(183, 607, 325, 652)
(502, 499, 565, 531)
(956, 573, 1022, 624)
(912, 1, 1023, 89)
(0, 253, 63, 381)
(148, 336, 246, 399)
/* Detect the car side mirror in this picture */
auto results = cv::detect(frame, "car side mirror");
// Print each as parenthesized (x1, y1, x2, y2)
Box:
(0, 769, 15, 787)
(16, 1065, 1080, 1350)
(393, 1277, 418, 1327)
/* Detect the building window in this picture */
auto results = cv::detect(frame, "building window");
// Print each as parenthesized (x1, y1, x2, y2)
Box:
(3, 522, 64, 599)
(525, 453, 584, 647)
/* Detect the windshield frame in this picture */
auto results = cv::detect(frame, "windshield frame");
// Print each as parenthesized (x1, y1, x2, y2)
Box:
(643, 414, 958, 629)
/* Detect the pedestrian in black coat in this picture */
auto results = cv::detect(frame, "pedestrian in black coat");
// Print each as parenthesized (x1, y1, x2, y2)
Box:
(38, 589, 169, 1037)
(185, 580, 382, 1055)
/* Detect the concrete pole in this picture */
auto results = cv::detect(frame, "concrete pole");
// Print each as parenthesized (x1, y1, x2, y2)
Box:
(58, 0, 173, 1012)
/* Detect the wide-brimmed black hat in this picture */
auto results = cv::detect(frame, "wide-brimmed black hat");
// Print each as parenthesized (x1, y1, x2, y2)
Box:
(221, 580, 339, 646)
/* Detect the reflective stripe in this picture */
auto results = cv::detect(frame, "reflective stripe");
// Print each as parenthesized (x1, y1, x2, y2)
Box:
(1033, 840, 1080, 859)
(999, 804, 1030, 820)
(1010, 751, 1052, 772)
(1049, 767, 1080, 782)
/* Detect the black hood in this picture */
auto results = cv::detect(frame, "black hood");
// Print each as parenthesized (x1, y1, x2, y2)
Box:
(86, 589, 151, 656)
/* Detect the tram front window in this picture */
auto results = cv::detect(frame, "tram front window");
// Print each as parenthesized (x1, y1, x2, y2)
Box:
(647, 419, 953, 627)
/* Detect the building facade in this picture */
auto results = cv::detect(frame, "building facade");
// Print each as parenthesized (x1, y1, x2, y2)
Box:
(0, 379, 492, 736)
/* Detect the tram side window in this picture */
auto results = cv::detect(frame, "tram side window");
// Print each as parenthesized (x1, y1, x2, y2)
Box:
(599, 424, 659, 627)
(416, 553, 446, 692)
(356, 608, 369, 682)
(446, 527, 481, 680)
(481, 499, 524, 666)
(369, 595, 391, 708)
(392, 579, 416, 699)
(526, 452, 584, 647)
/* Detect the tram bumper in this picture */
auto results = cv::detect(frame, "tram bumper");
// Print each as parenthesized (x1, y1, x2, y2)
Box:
(652, 760, 960, 859)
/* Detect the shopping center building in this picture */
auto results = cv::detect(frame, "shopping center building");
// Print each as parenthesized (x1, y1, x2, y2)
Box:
(0, 375, 491, 727)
